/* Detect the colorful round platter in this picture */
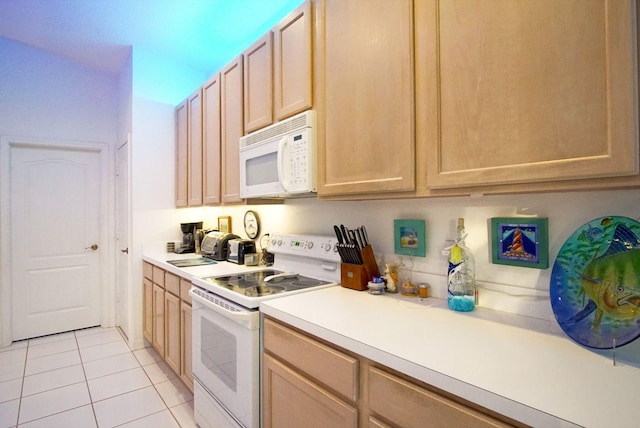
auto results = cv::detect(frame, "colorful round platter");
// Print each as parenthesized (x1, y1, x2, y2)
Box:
(550, 216, 640, 349)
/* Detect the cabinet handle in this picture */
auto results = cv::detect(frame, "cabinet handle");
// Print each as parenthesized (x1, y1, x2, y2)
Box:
(121, 248, 129, 254)
(85, 244, 98, 251)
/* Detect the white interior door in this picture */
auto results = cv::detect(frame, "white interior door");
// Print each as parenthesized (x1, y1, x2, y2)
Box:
(11, 144, 102, 340)
(116, 140, 130, 340)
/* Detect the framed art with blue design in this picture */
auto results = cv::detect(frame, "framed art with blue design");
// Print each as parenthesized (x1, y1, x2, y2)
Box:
(490, 217, 549, 269)
(394, 219, 426, 257)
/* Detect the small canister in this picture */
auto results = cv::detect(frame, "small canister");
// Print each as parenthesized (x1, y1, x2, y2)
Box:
(244, 253, 259, 266)
(367, 281, 385, 295)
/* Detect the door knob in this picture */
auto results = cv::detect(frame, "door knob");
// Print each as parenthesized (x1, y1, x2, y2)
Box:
(121, 248, 129, 254)
(85, 244, 98, 251)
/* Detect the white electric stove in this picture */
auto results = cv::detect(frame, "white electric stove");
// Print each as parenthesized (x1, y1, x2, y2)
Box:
(189, 234, 341, 428)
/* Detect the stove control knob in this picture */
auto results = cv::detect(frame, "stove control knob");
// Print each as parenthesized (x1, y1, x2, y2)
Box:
(307, 242, 313, 249)
(277, 239, 283, 246)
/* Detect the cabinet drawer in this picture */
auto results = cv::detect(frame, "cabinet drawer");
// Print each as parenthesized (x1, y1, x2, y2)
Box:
(368, 366, 510, 428)
(152, 266, 165, 287)
(263, 318, 358, 402)
(180, 278, 192, 305)
(143, 262, 153, 280)
(165, 272, 180, 296)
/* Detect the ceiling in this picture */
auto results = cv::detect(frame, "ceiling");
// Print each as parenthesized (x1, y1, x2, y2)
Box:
(0, 0, 304, 75)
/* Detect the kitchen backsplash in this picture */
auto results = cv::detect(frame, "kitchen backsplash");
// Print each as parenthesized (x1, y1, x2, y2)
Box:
(171, 189, 638, 321)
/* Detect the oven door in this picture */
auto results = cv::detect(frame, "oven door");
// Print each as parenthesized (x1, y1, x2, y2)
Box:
(190, 287, 260, 428)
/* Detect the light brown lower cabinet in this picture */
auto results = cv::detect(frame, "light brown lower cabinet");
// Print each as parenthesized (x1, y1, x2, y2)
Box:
(180, 299, 193, 390)
(151, 284, 165, 358)
(142, 262, 193, 391)
(164, 291, 181, 373)
(263, 317, 523, 428)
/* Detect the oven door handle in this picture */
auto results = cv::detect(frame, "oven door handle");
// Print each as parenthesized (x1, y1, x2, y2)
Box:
(189, 289, 258, 328)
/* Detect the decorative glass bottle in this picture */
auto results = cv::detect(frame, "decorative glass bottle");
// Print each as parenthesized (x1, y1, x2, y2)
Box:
(447, 218, 476, 312)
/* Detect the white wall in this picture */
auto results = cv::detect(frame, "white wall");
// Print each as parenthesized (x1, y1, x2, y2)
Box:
(0, 37, 118, 143)
(0, 37, 120, 345)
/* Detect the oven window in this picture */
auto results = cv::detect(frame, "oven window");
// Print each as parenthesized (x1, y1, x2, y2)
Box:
(201, 317, 237, 392)
(246, 152, 278, 186)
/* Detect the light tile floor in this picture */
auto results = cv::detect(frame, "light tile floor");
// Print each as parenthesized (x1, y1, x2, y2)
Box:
(0, 327, 195, 428)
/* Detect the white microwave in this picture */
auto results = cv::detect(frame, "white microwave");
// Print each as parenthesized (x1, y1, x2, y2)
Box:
(240, 110, 316, 198)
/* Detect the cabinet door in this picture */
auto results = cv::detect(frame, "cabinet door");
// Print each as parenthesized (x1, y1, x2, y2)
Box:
(187, 88, 203, 206)
(421, 0, 638, 189)
(263, 354, 358, 428)
(142, 278, 153, 342)
(180, 301, 193, 391)
(175, 100, 188, 207)
(317, 0, 415, 196)
(221, 55, 245, 204)
(152, 284, 165, 357)
(164, 291, 181, 373)
(244, 32, 273, 133)
(203, 73, 222, 205)
(274, 0, 312, 120)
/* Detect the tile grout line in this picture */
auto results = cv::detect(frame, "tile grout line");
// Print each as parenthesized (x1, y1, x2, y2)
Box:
(14, 339, 28, 427)
(74, 329, 100, 428)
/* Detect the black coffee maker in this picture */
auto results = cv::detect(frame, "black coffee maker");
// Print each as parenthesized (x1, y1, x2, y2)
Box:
(176, 221, 203, 254)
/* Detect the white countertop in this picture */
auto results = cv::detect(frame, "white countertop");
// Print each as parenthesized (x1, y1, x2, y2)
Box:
(142, 248, 263, 280)
(260, 286, 640, 428)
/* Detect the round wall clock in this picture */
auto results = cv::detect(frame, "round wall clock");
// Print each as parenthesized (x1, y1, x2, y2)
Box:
(243, 210, 260, 239)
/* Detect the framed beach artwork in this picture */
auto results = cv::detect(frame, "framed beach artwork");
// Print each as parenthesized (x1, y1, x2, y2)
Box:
(394, 219, 426, 257)
(490, 217, 549, 269)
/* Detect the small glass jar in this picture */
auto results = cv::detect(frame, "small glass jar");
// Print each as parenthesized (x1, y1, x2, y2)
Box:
(418, 284, 429, 298)
(400, 282, 417, 297)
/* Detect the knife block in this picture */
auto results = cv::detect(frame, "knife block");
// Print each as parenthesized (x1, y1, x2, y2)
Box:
(340, 245, 380, 291)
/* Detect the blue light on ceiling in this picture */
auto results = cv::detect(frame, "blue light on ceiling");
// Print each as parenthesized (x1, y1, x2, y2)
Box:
(132, 0, 305, 105)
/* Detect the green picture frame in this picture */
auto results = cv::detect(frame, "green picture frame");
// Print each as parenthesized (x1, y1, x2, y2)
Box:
(394, 219, 426, 257)
(490, 217, 549, 269)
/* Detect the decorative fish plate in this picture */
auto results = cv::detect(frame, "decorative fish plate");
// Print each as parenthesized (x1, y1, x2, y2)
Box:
(550, 216, 640, 349)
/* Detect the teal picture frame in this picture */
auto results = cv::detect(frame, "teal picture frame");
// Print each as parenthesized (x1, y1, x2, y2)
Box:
(491, 217, 549, 269)
(394, 219, 426, 257)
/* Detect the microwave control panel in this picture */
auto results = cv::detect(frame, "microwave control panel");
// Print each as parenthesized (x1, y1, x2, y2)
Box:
(282, 130, 313, 192)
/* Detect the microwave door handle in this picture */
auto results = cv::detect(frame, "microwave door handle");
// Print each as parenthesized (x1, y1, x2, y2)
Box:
(277, 135, 290, 192)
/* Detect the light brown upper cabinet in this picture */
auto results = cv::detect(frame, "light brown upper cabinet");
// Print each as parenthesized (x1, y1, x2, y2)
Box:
(274, 0, 313, 120)
(221, 55, 245, 204)
(187, 89, 203, 206)
(202, 73, 222, 205)
(175, 100, 188, 207)
(244, 32, 274, 134)
(418, 0, 639, 191)
(244, 0, 313, 134)
(316, 0, 415, 197)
